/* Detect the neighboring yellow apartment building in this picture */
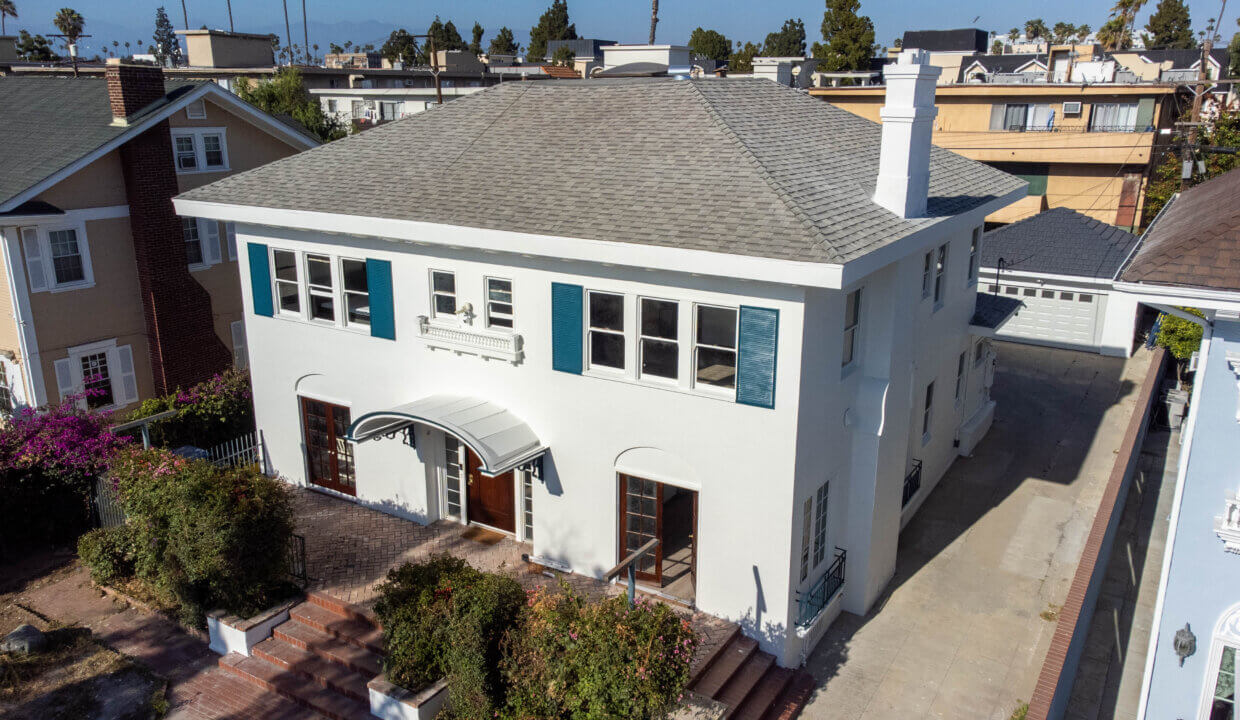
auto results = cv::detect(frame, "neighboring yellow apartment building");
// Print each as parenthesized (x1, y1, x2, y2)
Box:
(0, 61, 317, 415)
(810, 83, 1178, 229)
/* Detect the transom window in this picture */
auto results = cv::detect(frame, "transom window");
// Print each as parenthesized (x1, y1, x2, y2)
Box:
(273, 250, 300, 314)
(48, 229, 85, 284)
(431, 270, 456, 318)
(640, 298, 678, 380)
(933, 243, 948, 305)
(486, 277, 513, 329)
(181, 218, 203, 266)
(588, 291, 625, 371)
(341, 259, 370, 327)
(80, 351, 114, 409)
(842, 289, 862, 367)
(694, 304, 737, 389)
(306, 254, 335, 322)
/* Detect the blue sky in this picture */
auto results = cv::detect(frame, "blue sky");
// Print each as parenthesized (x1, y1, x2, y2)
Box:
(9, 0, 1234, 56)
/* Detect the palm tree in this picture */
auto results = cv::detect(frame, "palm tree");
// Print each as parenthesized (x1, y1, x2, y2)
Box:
(648, 0, 658, 44)
(0, 0, 17, 36)
(225, 0, 233, 32)
(281, 0, 292, 65)
(53, 7, 84, 46)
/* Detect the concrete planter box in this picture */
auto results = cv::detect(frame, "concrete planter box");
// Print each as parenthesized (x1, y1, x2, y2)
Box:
(368, 677, 449, 720)
(206, 598, 300, 657)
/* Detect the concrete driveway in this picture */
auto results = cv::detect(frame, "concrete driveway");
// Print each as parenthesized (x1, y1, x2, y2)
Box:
(799, 343, 1154, 720)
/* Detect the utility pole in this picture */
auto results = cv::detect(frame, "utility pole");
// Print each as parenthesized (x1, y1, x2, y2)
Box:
(180, 0, 188, 31)
(49, 33, 91, 76)
(1183, 0, 1228, 189)
(226, 0, 234, 33)
(649, 0, 659, 45)
(302, 0, 311, 65)
(411, 34, 444, 104)
(281, 0, 293, 66)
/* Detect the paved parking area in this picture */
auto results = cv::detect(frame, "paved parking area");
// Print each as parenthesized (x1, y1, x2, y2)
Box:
(799, 343, 1155, 720)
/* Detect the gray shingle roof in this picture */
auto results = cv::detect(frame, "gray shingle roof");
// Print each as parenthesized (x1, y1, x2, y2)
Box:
(971, 292, 1023, 329)
(0, 77, 201, 208)
(181, 78, 1023, 265)
(981, 207, 1140, 279)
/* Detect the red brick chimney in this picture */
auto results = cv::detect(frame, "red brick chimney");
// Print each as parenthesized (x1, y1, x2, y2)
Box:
(105, 58, 166, 123)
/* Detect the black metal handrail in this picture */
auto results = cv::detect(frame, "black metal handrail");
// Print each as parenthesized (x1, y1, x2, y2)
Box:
(796, 547, 846, 627)
(605, 538, 658, 607)
(287, 533, 308, 588)
(902, 459, 923, 508)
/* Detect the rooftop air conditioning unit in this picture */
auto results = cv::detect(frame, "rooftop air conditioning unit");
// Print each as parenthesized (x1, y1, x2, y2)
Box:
(1063, 101, 1082, 115)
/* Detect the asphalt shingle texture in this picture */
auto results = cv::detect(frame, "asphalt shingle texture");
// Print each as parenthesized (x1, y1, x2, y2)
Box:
(1120, 168, 1240, 292)
(971, 292, 1024, 329)
(0, 77, 201, 208)
(181, 78, 1025, 265)
(981, 206, 1141, 280)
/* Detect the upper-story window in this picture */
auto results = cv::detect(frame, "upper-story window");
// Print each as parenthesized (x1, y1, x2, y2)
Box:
(990, 103, 1053, 132)
(341, 259, 370, 327)
(185, 99, 207, 119)
(933, 243, 948, 306)
(21, 225, 94, 292)
(694, 305, 737, 390)
(955, 351, 966, 401)
(306, 254, 336, 322)
(968, 229, 981, 283)
(273, 250, 301, 314)
(588, 291, 625, 371)
(486, 278, 513, 329)
(49, 229, 86, 285)
(171, 128, 229, 173)
(842, 288, 861, 367)
(639, 298, 678, 380)
(1090, 103, 1139, 132)
(181, 217, 222, 269)
(922, 380, 935, 441)
(431, 270, 456, 319)
(182, 218, 203, 265)
(921, 251, 932, 298)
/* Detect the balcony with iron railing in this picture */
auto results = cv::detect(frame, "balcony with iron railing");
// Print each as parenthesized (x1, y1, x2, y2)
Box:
(796, 547, 846, 627)
(902, 459, 923, 508)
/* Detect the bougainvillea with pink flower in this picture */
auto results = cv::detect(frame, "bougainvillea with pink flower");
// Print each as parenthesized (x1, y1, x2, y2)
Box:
(124, 368, 254, 449)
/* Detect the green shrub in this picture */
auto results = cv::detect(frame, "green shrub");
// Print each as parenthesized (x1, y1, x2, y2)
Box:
(503, 588, 699, 720)
(111, 446, 294, 625)
(123, 369, 254, 450)
(77, 524, 137, 584)
(373, 556, 465, 690)
(1156, 308, 1205, 361)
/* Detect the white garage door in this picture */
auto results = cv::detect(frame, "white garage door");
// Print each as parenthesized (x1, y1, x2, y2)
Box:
(993, 284, 1105, 349)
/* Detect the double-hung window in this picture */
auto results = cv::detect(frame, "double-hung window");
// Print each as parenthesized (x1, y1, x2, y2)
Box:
(588, 291, 625, 371)
(273, 249, 301, 314)
(21, 225, 93, 292)
(182, 218, 204, 266)
(431, 270, 456, 318)
(174, 135, 198, 170)
(933, 243, 948, 306)
(203, 134, 225, 166)
(80, 351, 114, 409)
(968, 229, 980, 283)
(170, 128, 228, 173)
(305, 254, 335, 322)
(812, 481, 829, 567)
(922, 381, 935, 440)
(639, 298, 678, 380)
(0, 363, 12, 415)
(694, 305, 737, 389)
(842, 289, 861, 367)
(54, 339, 138, 410)
(341, 259, 370, 327)
(955, 351, 966, 402)
(49, 229, 86, 285)
(182, 218, 221, 268)
(486, 277, 514, 329)
(1090, 102, 1139, 132)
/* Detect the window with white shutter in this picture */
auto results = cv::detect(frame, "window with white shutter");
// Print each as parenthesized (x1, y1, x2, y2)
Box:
(21, 228, 48, 292)
(23, 224, 94, 291)
(202, 219, 222, 265)
(230, 320, 248, 370)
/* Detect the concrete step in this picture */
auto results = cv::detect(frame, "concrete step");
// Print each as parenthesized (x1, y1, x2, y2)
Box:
(275, 618, 384, 677)
(290, 602, 384, 655)
(716, 650, 775, 713)
(730, 665, 793, 720)
(691, 634, 757, 697)
(762, 669, 816, 720)
(219, 652, 371, 720)
(252, 636, 371, 701)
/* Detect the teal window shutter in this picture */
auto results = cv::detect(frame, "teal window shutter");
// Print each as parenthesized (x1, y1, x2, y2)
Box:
(551, 282, 583, 374)
(247, 242, 273, 317)
(366, 259, 395, 340)
(737, 306, 778, 409)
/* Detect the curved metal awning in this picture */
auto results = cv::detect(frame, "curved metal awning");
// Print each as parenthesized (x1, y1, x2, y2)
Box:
(346, 395, 546, 477)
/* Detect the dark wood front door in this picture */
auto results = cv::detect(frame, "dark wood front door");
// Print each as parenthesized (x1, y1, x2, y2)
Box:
(301, 397, 356, 496)
(619, 474, 663, 584)
(465, 450, 515, 533)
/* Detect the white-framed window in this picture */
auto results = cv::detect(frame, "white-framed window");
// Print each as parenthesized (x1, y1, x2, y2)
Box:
(444, 435, 464, 518)
(430, 270, 456, 319)
(639, 297, 678, 381)
(182, 217, 203, 266)
(0, 363, 12, 416)
(181, 217, 221, 269)
(230, 320, 248, 370)
(305, 254, 336, 322)
(1090, 102, 1139, 132)
(341, 259, 370, 328)
(1198, 603, 1240, 720)
(842, 288, 861, 367)
(922, 380, 935, 442)
(326, 98, 338, 114)
(521, 470, 534, 542)
(800, 497, 812, 582)
(974, 339, 986, 367)
(812, 481, 829, 568)
(485, 277, 514, 329)
(968, 228, 981, 283)
(272, 249, 301, 315)
(933, 243, 948, 306)
(694, 304, 737, 390)
(588, 291, 626, 371)
(53, 339, 138, 410)
(170, 128, 229, 173)
(921, 251, 933, 298)
(955, 351, 966, 402)
(20, 224, 94, 292)
(185, 99, 207, 119)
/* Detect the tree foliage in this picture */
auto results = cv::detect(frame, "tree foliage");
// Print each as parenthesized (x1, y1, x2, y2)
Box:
(688, 27, 731, 64)
(380, 28, 418, 66)
(16, 29, 58, 61)
(1231, 27, 1240, 77)
(1099, 0, 1148, 50)
(1155, 309, 1205, 360)
(762, 17, 806, 57)
(550, 44, 575, 67)
(419, 16, 466, 65)
(730, 40, 761, 73)
(810, 0, 876, 72)
(0, 0, 16, 36)
(488, 26, 518, 55)
(1024, 18, 1048, 40)
(991, 39, 1005, 54)
(1144, 0, 1195, 48)
(528, 0, 575, 61)
(469, 22, 484, 55)
(152, 6, 181, 66)
(235, 68, 346, 142)
(1143, 100, 1240, 224)
(53, 7, 83, 44)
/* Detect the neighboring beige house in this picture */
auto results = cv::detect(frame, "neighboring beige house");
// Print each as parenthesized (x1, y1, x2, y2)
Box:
(0, 60, 318, 415)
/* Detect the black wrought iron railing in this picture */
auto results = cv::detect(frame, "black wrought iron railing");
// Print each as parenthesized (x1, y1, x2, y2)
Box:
(796, 548, 846, 627)
(287, 533, 308, 588)
(902, 460, 923, 508)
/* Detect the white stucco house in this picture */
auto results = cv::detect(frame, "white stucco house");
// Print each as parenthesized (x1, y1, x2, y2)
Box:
(173, 50, 1026, 666)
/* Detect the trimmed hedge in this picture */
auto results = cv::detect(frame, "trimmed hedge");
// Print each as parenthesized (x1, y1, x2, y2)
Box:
(77, 524, 136, 584)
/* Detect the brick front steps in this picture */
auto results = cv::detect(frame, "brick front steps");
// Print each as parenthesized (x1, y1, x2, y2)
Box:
(222, 590, 812, 720)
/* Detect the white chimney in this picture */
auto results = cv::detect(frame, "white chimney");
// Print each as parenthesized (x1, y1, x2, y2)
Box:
(873, 49, 941, 218)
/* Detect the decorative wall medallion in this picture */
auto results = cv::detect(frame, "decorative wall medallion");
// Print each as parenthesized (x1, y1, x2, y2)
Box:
(1174, 623, 1197, 667)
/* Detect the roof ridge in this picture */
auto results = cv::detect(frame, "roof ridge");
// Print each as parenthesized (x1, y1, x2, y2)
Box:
(685, 81, 839, 262)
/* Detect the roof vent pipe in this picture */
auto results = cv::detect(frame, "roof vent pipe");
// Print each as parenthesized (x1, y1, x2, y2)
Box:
(872, 49, 941, 218)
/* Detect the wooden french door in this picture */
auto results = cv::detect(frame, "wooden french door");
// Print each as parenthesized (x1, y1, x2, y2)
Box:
(465, 450, 516, 533)
(301, 397, 356, 496)
(619, 474, 663, 583)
